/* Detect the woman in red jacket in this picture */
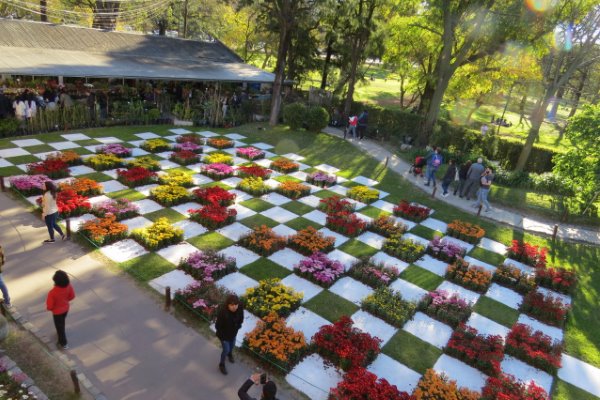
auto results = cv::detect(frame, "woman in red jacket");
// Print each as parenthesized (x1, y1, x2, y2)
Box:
(46, 270, 75, 350)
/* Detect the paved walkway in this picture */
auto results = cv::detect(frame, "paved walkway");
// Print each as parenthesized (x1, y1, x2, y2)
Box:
(323, 127, 600, 246)
(0, 193, 297, 400)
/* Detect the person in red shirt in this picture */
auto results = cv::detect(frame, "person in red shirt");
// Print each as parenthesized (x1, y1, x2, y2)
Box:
(46, 270, 75, 350)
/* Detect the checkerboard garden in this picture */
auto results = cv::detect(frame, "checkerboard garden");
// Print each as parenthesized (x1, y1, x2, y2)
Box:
(1, 128, 598, 400)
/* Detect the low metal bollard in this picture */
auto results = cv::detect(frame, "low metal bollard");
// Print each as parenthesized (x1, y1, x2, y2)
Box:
(70, 370, 81, 394)
(431, 186, 437, 198)
(165, 286, 171, 311)
(66, 219, 72, 239)
(0, 176, 5, 192)
(552, 224, 559, 241)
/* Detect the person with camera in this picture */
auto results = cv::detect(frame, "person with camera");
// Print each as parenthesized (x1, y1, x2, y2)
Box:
(472, 167, 494, 212)
(238, 373, 278, 400)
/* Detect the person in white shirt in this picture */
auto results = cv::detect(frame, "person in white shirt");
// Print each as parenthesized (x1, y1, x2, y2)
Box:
(41, 181, 66, 243)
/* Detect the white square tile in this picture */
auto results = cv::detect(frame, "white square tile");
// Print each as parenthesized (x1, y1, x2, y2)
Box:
(389, 279, 429, 303)
(173, 219, 208, 239)
(228, 189, 252, 203)
(260, 192, 292, 206)
(463, 256, 497, 273)
(135, 183, 159, 197)
(479, 238, 507, 254)
(298, 195, 322, 209)
(288, 171, 308, 181)
(504, 258, 535, 274)
(326, 249, 359, 271)
(100, 239, 148, 263)
(134, 132, 160, 139)
(517, 314, 563, 343)
(264, 178, 280, 189)
(466, 313, 510, 342)
(370, 200, 395, 213)
(395, 216, 417, 231)
(0, 148, 30, 158)
(101, 180, 128, 193)
(197, 130, 219, 138)
(216, 272, 258, 297)
(69, 213, 97, 232)
(68, 165, 96, 176)
(281, 153, 305, 161)
(0, 159, 13, 168)
(128, 140, 145, 148)
(314, 164, 340, 174)
(48, 141, 79, 150)
(403, 312, 453, 349)
(271, 224, 296, 238)
(257, 206, 295, 224)
(402, 232, 429, 247)
(131, 148, 150, 157)
(169, 128, 192, 135)
(159, 160, 179, 170)
(221, 177, 243, 187)
(328, 184, 347, 196)
(318, 228, 349, 247)
(351, 310, 398, 345)
(281, 275, 323, 302)
(156, 241, 197, 265)
(352, 176, 379, 186)
(356, 231, 386, 250)
(268, 248, 305, 271)
(62, 133, 91, 141)
(286, 354, 343, 400)
(368, 354, 422, 394)
(329, 277, 373, 305)
(421, 218, 448, 233)
(558, 354, 600, 398)
(370, 252, 409, 273)
(101, 169, 119, 179)
(436, 281, 481, 305)
(225, 133, 246, 140)
(251, 142, 274, 150)
(441, 236, 473, 253)
(149, 270, 197, 294)
(537, 287, 571, 305)
(345, 198, 367, 210)
(434, 354, 487, 392)
(121, 216, 153, 232)
(16, 164, 28, 172)
(155, 151, 173, 159)
(485, 283, 523, 309)
(232, 204, 257, 221)
(415, 255, 448, 277)
(303, 210, 327, 226)
(296, 162, 311, 171)
(219, 245, 260, 268)
(133, 199, 163, 214)
(191, 174, 214, 186)
(501, 355, 553, 394)
(216, 222, 251, 242)
(86, 194, 111, 207)
(11, 138, 44, 147)
(95, 137, 123, 144)
(286, 307, 329, 343)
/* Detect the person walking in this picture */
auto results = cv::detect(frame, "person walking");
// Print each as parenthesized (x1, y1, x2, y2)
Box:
(357, 110, 368, 140)
(472, 167, 494, 212)
(215, 294, 244, 375)
(46, 270, 75, 350)
(0, 244, 11, 308)
(345, 114, 358, 140)
(461, 158, 485, 200)
(41, 181, 66, 243)
(441, 159, 457, 197)
(424, 147, 443, 187)
(238, 373, 278, 400)
(454, 160, 472, 196)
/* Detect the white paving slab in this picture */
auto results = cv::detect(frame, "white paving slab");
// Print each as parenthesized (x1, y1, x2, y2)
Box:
(433, 354, 487, 392)
(281, 275, 323, 302)
(286, 354, 343, 400)
(100, 180, 128, 193)
(463, 256, 497, 273)
(403, 312, 453, 349)
(221, 176, 243, 187)
(233, 204, 257, 221)
(224, 133, 246, 140)
(326, 249, 359, 271)
(356, 213, 374, 225)
(501, 355, 554, 394)
(169, 128, 192, 135)
(156, 242, 197, 265)
(351, 176, 379, 186)
(95, 137, 122, 144)
(287, 171, 308, 181)
(268, 248, 306, 271)
(216, 272, 258, 297)
(415, 255, 448, 277)
(227, 189, 251, 203)
(173, 219, 208, 239)
(101, 169, 119, 179)
(262, 206, 298, 224)
(0, 159, 12, 168)
(328, 184, 347, 196)
(271, 224, 296, 238)
(286, 307, 329, 343)
(197, 130, 219, 138)
(370, 199, 395, 214)
(558, 353, 600, 398)
(155, 151, 173, 159)
(48, 141, 79, 150)
(158, 160, 179, 170)
(537, 286, 571, 305)
(135, 132, 160, 139)
(484, 283, 523, 310)
(0, 148, 30, 158)
(100, 239, 148, 263)
(127, 140, 145, 148)
(303, 209, 327, 226)
(253, 158, 272, 168)
(134, 183, 159, 197)
(68, 165, 96, 176)
(260, 192, 292, 206)
(251, 142, 274, 150)
(281, 153, 305, 161)
(191, 174, 214, 186)
(370, 252, 409, 273)
(318, 228, 349, 247)
(130, 147, 150, 157)
(356, 231, 386, 249)
(264, 178, 280, 189)
(368, 354, 422, 394)
(16, 164, 28, 172)
(298, 195, 322, 208)
(441, 236, 473, 253)
(219, 245, 260, 268)
(351, 310, 397, 345)
(437, 281, 481, 305)
(133, 199, 163, 214)
(314, 164, 340, 174)
(216, 222, 251, 242)
(87, 195, 111, 207)
(345, 198, 367, 211)
(61, 133, 91, 141)
(503, 258, 535, 274)
(69, 213, 97, 232)
(402, 232, 429, 248)
(121, 216, 153, 233)
(517, 314, 564, 343)
(395, 216, 417, 231)
(149, 270, 197, 294)
(466, 313, 510, 342)
(11, 138, 44, 147)
(479, 238, 507, 254)
(170, 202, 201, 218)
(421, 218, 448, 233)
(329, 277, 373, 305)
(389, 279, 428, 303)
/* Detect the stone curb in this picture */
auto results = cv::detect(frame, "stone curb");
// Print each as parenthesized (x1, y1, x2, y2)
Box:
(0, 354, 49, 400)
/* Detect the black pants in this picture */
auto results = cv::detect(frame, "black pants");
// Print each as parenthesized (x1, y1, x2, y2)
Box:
(53, 312, 68, 346)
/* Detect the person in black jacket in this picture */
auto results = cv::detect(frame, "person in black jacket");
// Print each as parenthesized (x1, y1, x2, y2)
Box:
(216, 294, 244, 375)
(441, 159, 457, 197)
(454, 160, 472, 196)
(238, 373, 278, 400)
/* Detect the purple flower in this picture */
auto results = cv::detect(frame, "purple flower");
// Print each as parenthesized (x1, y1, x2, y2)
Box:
(97, 143, 132, 156)
(201, 163, 234, 175)
(8, 174, 51, 192)
(294, 252, 344, 284)
(181, 251, 235, 283)
(236, 147, 265, 159)
(175, 142, 202, 152)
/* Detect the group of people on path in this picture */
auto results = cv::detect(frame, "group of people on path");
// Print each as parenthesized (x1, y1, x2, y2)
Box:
(343, 110, 369, 140)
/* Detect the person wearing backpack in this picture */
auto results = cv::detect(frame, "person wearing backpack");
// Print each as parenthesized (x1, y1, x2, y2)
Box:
(424, 147, 443, 187)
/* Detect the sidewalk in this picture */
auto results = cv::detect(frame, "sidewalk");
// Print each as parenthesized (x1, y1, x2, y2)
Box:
(323, 127, 600, 246)
(0, 193, 296, 400)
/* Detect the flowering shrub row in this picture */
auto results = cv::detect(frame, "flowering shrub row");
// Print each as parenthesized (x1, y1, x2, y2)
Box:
(176, 133, 204, 145)
(276, 181, 311, 199)
(325, 209, 367, 237)
(207, 137, 234, 149)
(492, 264, 536, 294)
(362, 287, 416, 328)
(427, 236, 467, 263)
(382, 235, 426, 263)
(318, 195, 355, 214)
(414, 369, 480, 400)
(481, 373, 549, 400)
(117, 166, 158, 187)
(393, 200, 430, 222)
(159, 169, 194, 187)
(140, 138, 171, 153)
(368, 215, 407, 238)
(189, 204, 237, 229)
(445, 324, 504, 376)
(237, 177, 271, 196)
(293, 252, 344, 288)
(505, 323, 562, 374)
(418, 290, 472, 329)
(178, 250, 237, 283)
(80, 214, 128, 246)
(46, 150, 82, 166)
(201, 163, 234, 179)
(288, 226, 335, 256)
(204, 152, 233, 165)
(519, 290, 570, 327)
(270, 158, 299, 173)
(85, 153, 123, 171)
(96, 143, 132, 157)
(307, 171, 336, 187)
(93, 198, 139, 220)
(445, 258, 492, 293)
(58, 177, 103, 196)
(507, 240, 547, 269)
(9, 174, 51, 196)
(150, 185, 190, 206)
(329, 368, 415, 400)
(242, 279, 303, 318)
(37, 189, 91, 218)
(127, 155, 161, 171)
(175, 281, 231, 321)
(446, 220, 485, 244)
(535, 267, 577, 295)
(131, 217, 183, 251)
(174, 141, 203, 153)
(347, 185, 379, 204)
(170, 150, 200, 165)
(239, 225, 287, 256)
(193, 186, 236, 207)
(236, 164, 272, 179)
(236, 146, 265, 160)
(348, 258, 400, 288)
(27, 159, 69, 178)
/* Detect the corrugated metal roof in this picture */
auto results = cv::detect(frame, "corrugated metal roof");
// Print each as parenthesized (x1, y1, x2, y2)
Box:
(0, 19, 275, 82)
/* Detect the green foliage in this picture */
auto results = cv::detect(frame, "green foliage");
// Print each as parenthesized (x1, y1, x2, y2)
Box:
(283, 102, 307, 130)
(0, 118, 20, 137)
(305, 105, 329, 132)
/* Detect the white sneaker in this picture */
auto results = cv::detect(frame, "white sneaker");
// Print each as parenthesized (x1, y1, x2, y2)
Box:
(442, 193, 449, 197)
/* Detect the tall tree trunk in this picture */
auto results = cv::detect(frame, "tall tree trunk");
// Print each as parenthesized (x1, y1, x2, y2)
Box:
(343, 37, 361, 116)
(465, 98, 483, 124)
(261, 50, 272, 70)
(399, 75, 405, 108)
(547, 85, 565, 122)
(320, 38, 335, 90)
(92, 1, 120, 30)
(40, 0, 47, 22)
(269, 25, 291, 126)
(515, 92, 553, 171)
(568, 69, 588, 118)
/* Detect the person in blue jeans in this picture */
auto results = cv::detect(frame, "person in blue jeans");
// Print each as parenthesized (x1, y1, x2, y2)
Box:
(424, 147, 443, 187)
(41, 181, 65, 243)
(215, 294, 244, 375)
(0, 245, 11, 308)
(472, 167, 494, 212)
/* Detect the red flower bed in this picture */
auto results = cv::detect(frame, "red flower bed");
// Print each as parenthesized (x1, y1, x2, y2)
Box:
(519, 290, 570, 328)
(189, 204, 237, 229)
(313, 316, 381, 371)
(505, 323, 562, 374)
(535, 266, 577, 295)
(506, 240, 547, 269)
(176, 133, 203, 144)
(481, 373, 549, 400)
(192, 186, 236, 207)
(27, 159, 69, 179)
(236, 164, 272, 179)
(170, 150, 200, 165)
(445, 324, 504, 376)
(37, 189, 91, 218)
(329, 368, 415, 400)
(393, 200, 430, 222)
(326, 212, 367, 237)
(319, 195, 355, 214)
(117, 166, 158, 188)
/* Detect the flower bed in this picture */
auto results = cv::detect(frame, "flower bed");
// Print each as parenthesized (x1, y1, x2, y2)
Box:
(189, 204, 237, 229)
(414, 369, 480, 400)
(270, 157, 300, 173)
(492, 264, 536, 294)
(96, 143, 132, 157)
(519, 290, 569, 327)
(239, 225, 287, 256)
(417, 290, 472, 328)
(242, 279, 303, 318)
(158, 169, 194, 187)
(276, 181, 311, 199)
(481, 373, 549, 400)
(505, 323, 562, 374)
(445, 325, 504, 376)
(347, 185, 380, 204)
(306, 171, 337, 188)
(237, 176, 271, 196)
(176, 133, 204, 145)
(446, 220, 485, 244)
(427, 236, 467, 263)
(93, 198, 139, 220)
(174, 141, 203, 153)
(170, 150, 200, 165)
(8, 174, 50, 196)
(535, 266, 577, 295)
(236, 164, 272, 179)
(200, 163, 234, 179)
(150, 185, 190, 206)
(192, 186, 236, 207)
(207, 137, 234, 149)
(46, 150, 82, 166)
(27, 159, 69, 178)
(140, 138, 171, 153)
(117, 166, 158, 188)
(37, 189, 91, 218)
(244, 312, 307, 371)
(445, 258, 492, 293)
(127, 155, 161, 171)
(288, 226, 336, 256)
(362, 287, 416, 328)
(204, 152, 233, 165)
(131, 217, 183, 251)
(80, 214, 128, 246)
(506, 240, 547, 269)
(59, 177, 103, 196)
(393, 200, 430, 222)
(325, 210, 367, 237)
(348, 258, 400, 288)
(293, 252, 344, 288)
(236, 146, 265, 160)
(178, 250, 237, 283)
(175, 281, 231, 321)
(329, 368, 416, 400)
(382, 235, 426, 263)
(318, 195, 355, 214)
(85, 153, 123, 171)
(368, 215, 407, 238)
(313, 316, 381, 371)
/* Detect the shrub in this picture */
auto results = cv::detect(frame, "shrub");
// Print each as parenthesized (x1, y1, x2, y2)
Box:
(131, 217, 183, 251)
(58, 177, 103, 196)
(239, 225, 287, 256)
(519, 290, 570, 327)
(427, 236, 467, 263)
(8, 174, 50, 196)
(277, 181, 311, 199)
(318, 195, 355, 214)
(294, 252, 344, 288)
(80, 214, 128, 246)
(237, 176, 271, 196)
(445, 258, 492, 293)
(174, 141, 203, 153)
(506, 240, 547, 269)
(242, 279, 303, 318)
(446, 220, 485, 244)
(414, 369, 481, 400)
(96, 143, 132, 157)
(481, 373, 549, 400)
(347, 185, 380, 204)
(192, 186, 236, 207)
(93, 198, 139, 220)
(505, 323, 562, 375)
(0, 117, 20, 137)
(207, 137, 234, 149)
(85, 153, 123, 171)
(117, 166, 158, 188)
(150, 185, 190, 206)
(325, 210, 367, 237)
(393, 200, 430, 222)
(305, 105, 329, 132)
(140, 138, 171, 153)
(382, 235, 426, 263)
(289, 226, 336, 255)
(492, 264, 536, 294)
(175, 281, 231, 322)
(37, 189, 91, 218)
(236, 147, 265, 160)
(329, 368, 415, 400)
(362, 287, 416, 328)
(46, 150, 82, 166)
(306, 171, 336, 187)
(189, 204, 237, 229)
(445, 324, 504, 376)
(270, 158, 300, 173)
(349, 258, 400, 288)
(535, 266, 577, 295)
(170, 150, 200, 165)
(27, 159, 70, 178)
(201, 163, 234, 179)
(283, 102, 306, 130)
(368, 215, 407, 238)
(178, 250, 237, 283)
(176, 133, 204, 145)
(418, 290, 472, 329)
(159, 169, 194, 187)
(204, 152, 233, 165)
(127, 155, 161, 171)
(236, 164, 272, 179)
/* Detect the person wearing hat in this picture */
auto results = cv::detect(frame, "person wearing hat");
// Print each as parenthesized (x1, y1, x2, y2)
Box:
(238, 373, 278, 400)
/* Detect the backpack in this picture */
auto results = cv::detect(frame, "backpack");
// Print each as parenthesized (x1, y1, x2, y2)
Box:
(432, 154, 442, 167)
